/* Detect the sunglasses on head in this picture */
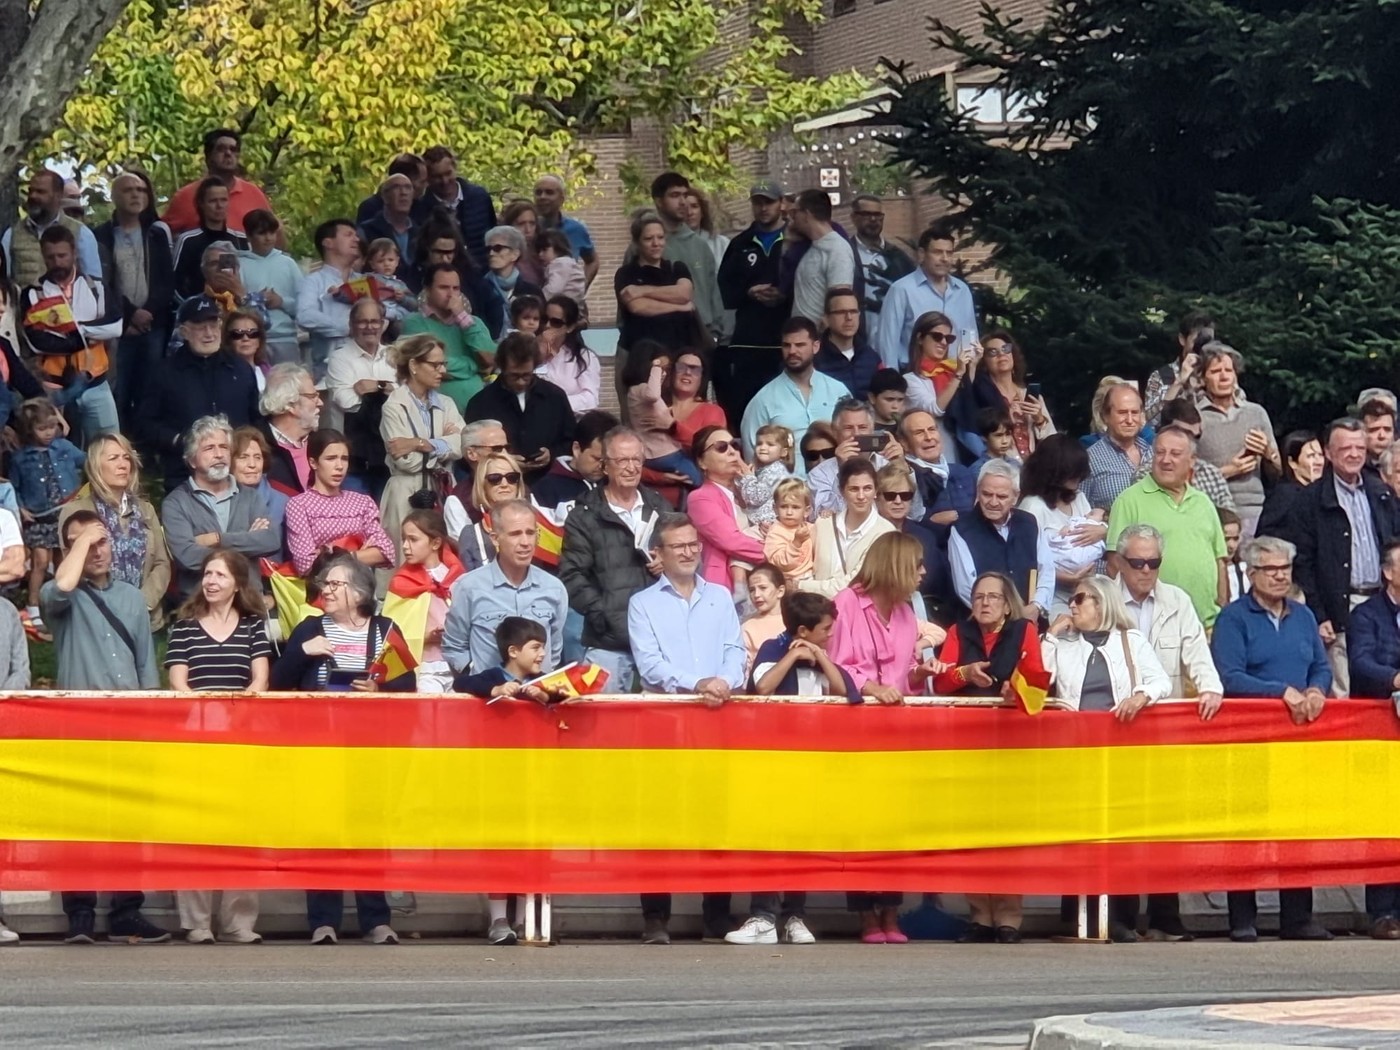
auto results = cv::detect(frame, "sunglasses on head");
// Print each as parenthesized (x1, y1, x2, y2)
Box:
(1123, 557, 1163, 570)
(704, 439, 737, 456)
(922, 330, 955, 345)
(486, 471, 522, 486)
(803, 446, 837, 462)
(881, 491, 914, 503)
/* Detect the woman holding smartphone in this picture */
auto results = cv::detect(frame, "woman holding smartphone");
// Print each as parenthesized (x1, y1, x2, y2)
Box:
(972, 330, 1055, 459)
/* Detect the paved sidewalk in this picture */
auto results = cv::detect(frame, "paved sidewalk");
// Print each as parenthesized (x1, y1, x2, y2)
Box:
(1033, 993, 1400, 1048)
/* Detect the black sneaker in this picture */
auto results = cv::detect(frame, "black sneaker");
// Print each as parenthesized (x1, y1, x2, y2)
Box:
(108, 914, 172, 943)
(1146, 918, 1195, 942)
(1230, 925, 1259, 943)
(1107, 921, 1140, 943)
(64, 911, 96, 944)
(641, 917, 670, 945)
(957, 922, 996, 944)
(1280, 920, 1334, 941)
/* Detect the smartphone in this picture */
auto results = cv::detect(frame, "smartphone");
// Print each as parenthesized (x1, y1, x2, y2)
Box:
(324, 668, 363, 691)
(1027, 382, 1042, 399)
(855, 434, 884, 454)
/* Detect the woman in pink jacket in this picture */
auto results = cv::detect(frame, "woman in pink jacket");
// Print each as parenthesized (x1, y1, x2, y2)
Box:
(687, 424, 766, 594)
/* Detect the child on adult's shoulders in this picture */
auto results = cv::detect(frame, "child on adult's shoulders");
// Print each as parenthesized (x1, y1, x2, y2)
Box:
(454, 616, 551, 701)
(750, 591, 862, 704)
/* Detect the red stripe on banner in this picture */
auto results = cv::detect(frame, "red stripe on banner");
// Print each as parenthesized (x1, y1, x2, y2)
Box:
(1, 696, 1397, 751)
(6, 838, 1400, 894)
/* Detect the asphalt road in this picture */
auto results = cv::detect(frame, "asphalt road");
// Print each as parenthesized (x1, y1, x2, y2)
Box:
(3, 938, 1400, 1047)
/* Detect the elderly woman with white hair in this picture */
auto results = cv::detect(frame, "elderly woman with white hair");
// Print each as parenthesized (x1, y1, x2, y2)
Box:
(483, 224, 544, 315)
(949, 458, 1057, 618)
(1042, 574, 1171, 716)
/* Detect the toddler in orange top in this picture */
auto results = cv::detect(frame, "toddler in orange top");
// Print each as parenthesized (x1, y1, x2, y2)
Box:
(763, 478, 815, 587)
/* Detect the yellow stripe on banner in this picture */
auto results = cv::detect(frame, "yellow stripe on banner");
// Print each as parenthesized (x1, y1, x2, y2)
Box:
(3, 739, 1399, 851)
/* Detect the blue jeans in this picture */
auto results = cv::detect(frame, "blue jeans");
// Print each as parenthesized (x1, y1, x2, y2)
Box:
(113, 328, 167, 427)
(645, 451, 703, 487)
(584, 647, 637, 693)
(71, 379, 120, 446)
(305, 890, 390, 933)
(562, 608, 586, 665)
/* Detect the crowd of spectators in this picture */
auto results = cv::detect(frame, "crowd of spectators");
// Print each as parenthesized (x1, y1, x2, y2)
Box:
(1, 132, 1398, 949)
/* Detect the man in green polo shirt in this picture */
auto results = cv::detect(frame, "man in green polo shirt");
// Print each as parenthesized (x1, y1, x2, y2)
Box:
(1108, 425, 1229, 626)
(400, 262, 496, 413)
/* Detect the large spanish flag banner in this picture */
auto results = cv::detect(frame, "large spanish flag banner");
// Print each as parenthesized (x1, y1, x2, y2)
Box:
(1, 695, 1399, 894)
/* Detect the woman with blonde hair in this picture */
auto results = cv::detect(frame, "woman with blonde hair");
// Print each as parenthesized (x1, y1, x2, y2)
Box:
(59, 432, 171, 629)
(1042, 574, 1170, 716)
(378, 333, 464, 542)
(444, 450, 528, 570)
(685, 186, 731, 267)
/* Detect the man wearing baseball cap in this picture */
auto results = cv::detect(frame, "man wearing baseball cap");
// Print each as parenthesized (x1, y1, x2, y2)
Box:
(136, 295, 263, 487)
(715, 180, 791, 427)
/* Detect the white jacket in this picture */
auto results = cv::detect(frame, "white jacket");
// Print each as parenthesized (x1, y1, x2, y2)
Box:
(1041, 627, 1171, 710)
(797, 511, 894, 598)
(1122, 579, 1223, 698)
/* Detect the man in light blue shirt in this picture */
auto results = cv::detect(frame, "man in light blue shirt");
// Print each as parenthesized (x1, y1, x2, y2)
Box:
(627, 513, 746, 699)
(877, 225, 978, 371)
(534, 175, 598, 287)
(741, 317, 850, 477)
(442, 500, 568, 675)
(296, 218, 361, 381)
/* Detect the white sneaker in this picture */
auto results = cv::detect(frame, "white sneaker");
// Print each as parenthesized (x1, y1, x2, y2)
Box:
(0, 920, 19, 943)
(784, 916, 815, 944)
(185, 928, 215, 944)
(363, 924, 399, 945)
(310, 925, 338, 945)
(724, 916, 777, 944)
(487, 917, 518, 945)
(218, 929, 262, 944)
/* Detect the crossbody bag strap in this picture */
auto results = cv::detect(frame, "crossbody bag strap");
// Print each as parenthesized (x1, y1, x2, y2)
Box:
(78, 582, 140, 662)
(1119, 629, 1137, 692)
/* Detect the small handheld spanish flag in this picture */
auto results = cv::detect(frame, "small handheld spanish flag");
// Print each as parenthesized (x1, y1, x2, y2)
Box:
(525, 661, 611, 701)
(370, 625, 420, 684)
(24, 296, 77, 334)
(1009, 665, 1053, 716)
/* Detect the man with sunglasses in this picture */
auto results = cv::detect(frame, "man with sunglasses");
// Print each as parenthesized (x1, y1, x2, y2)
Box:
(1111, 522, 1223, 942)
(848, 194, 914, 346)
(463, 333, 574, 481)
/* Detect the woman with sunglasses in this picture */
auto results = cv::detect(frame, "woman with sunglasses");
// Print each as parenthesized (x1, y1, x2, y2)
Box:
(875, 462, 952, 618)
(448, 451, 528, 571)
(902, 310, 980, 458)
(284, 428, 397, 575)
(688, 424, 767, 595)
(1042, 575, 1170, 716)
(222, 308, 271, 395)
(972, 329, 1055, 459)
(798, 422, 840, 475)
(380, 333, 464, 542)
(482, 224, 545, 313)
(1019, 435, 1107, 616)
(536, 295, 600, 415)
(932, 571, 1046, 943)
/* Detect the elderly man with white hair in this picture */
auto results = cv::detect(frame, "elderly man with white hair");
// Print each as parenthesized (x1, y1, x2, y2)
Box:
(160, 415, 281, 601)
(257, 362, 323, 498)
(949, 459, 1055, 617)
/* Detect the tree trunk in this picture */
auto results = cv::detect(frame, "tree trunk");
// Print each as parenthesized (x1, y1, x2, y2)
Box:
(0, 0, 132, 229)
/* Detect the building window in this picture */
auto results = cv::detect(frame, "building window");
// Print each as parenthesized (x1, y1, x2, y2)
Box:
(834, 0, 856, 15)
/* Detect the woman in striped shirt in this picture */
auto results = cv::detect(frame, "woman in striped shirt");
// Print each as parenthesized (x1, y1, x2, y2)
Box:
(166, 548, 271, 945)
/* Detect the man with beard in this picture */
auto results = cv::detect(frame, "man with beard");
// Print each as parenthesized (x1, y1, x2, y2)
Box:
(160, 415, 280, 602)
(3, 169, 103, 287)
(740, 318, 850, 476)
(256, 363, 324, 499)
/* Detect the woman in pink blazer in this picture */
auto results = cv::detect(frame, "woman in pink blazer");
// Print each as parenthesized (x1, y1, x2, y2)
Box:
(687, 425, 766, 592)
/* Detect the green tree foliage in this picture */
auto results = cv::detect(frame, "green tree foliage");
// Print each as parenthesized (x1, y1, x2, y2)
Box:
(885, 0, 1400, 429)
(46, 0, 865, 248)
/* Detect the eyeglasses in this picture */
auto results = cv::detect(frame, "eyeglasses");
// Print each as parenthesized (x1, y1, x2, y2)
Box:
(1252, 563, 1292, 576)
(1122, 557, 1163, 570)
(486, 244, 513, 254)
(298, 390, 322, 402)
(485, 472, 522, 486)
(1068, 593, 1098, 607)
(675, 362, 703, 375)
(544, 316, 568, 328)
(605, 456, 643, 468)
(921, 331, 955, 345)
(880, 491, 914, 503)
(803, 447, 837, 463)
(971, 592, 1006, 604)
(662, 541, 702, 553)
(321, 580, 349, 592)
(418, 358, 448, 370)
(228, 328, 261, 340)
(984, 344, 1013, 357)
(704, 440, 737, 456)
